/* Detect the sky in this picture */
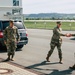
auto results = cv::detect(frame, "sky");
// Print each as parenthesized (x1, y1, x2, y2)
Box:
(22, 0, 75, 14)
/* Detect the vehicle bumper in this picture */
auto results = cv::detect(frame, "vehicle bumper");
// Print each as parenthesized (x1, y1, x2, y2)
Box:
(0, 39, 28, 47)
(17, 40, 28, 46)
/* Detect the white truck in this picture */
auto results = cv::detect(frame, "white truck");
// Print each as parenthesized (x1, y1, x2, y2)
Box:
(0, 0, 23, 21)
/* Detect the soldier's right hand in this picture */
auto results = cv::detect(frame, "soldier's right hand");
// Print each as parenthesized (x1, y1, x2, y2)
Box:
(66, 33, 71, 37)
(4, 41, 6, 45)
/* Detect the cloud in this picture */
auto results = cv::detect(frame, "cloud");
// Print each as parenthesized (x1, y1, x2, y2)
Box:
(22, 0, 75, 14)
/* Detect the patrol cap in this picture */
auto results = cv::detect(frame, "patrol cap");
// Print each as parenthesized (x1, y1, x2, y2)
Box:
(56, 21, 61, 25)
(9, 20, 14, 24)
(9, 20, 13, 23)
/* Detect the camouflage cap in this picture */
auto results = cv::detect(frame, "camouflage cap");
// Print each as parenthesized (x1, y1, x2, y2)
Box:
(9, 20, 13, 23)
(56, 21, 61, 25)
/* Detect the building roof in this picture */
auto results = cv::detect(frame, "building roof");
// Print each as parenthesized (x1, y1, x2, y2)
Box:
(0, 6, 22, 9)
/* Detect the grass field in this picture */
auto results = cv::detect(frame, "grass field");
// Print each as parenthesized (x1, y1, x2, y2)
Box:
(24, 20, 75, 31)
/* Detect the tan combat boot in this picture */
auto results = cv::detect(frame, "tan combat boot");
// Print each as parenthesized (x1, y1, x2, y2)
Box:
(10, 55, 14, 61)
(59, 59, 63, 64)
(46, 57, 50, 62)
(69, 64, 75, 70)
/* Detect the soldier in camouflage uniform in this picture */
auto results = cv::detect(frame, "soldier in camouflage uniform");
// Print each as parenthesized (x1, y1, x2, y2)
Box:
(3, 20, 20, 61)
(46, 21, 66, 64)
(67, 33, 75, 69)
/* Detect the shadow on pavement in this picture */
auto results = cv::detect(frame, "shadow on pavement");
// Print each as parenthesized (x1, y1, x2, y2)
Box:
(25, 61, 74, 75)
(48, 69, 73, 75)
(25, 61, 59, 70)
(70, 38, 75, 40)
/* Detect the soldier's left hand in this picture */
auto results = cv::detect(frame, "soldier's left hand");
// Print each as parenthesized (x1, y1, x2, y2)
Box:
(66, 33, 71, 37)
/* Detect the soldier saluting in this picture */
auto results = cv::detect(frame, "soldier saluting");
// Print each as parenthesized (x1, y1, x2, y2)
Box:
(3, 20, 20, 61)
(46, 21, 66, 64)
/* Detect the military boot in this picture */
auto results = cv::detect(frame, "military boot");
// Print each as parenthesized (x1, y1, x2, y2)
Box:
(11, 58, 14, 61)
(46, 56, 50, 62)
(10, 55, 14, 61)
(69, 64, 75, 70)
(59, 59, 63, 64)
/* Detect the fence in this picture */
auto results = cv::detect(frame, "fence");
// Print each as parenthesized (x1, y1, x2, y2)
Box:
(24, 20, 75, 31)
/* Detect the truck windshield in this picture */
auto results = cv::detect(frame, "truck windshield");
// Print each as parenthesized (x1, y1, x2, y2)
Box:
(0, 21, 25, 30)
(14, 22, 25, 29)
(2, 21, 9, 30)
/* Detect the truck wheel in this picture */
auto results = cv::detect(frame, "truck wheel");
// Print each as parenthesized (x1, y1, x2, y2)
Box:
(17, 45, 24, 50)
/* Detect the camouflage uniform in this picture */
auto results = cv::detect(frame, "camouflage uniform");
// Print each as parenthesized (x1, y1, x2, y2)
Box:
(3, 25, 19, 60)
(69, 34, 75, 69)
(46, 26, 65, 62)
